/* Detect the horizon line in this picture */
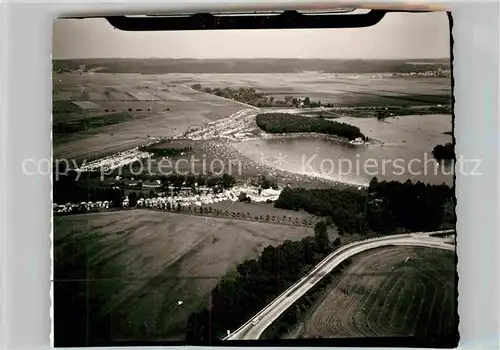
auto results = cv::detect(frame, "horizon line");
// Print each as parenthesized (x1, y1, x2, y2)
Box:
(53, 57, 450, 61)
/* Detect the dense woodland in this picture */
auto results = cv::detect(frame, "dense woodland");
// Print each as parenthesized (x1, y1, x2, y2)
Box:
(275, 178, 454, 234)
(53, 171, 125, 206)
(256, 113, 366, 141)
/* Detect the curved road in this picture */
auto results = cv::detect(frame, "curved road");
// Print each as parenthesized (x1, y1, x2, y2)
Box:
(224, 230, 455, 341)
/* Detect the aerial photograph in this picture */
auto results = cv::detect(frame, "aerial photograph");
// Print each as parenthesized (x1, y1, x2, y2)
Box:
(52, 9, 457, 348)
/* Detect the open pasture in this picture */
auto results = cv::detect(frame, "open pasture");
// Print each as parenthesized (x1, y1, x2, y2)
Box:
(53, 210, 313, 345)
(292, 246, 456, 339)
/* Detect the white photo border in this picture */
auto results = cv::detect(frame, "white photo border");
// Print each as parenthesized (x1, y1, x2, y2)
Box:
(1, 1, 499, 349)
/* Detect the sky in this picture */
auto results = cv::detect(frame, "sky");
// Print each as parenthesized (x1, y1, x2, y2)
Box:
(53, 11, 450, 59)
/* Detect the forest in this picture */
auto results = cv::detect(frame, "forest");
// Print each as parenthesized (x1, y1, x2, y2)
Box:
(274, 178, 454, 234)
(53, 113, 132, 134)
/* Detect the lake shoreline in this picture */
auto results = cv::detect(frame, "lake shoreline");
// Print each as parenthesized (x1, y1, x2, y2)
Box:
(202, 138, 367, 189)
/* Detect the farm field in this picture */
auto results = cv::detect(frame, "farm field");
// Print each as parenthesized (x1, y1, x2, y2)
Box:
(288, 246, 456, 339)
(53, 210, 314, 346)
(53, 73, 246, 161)
(161, 73, 452, 106)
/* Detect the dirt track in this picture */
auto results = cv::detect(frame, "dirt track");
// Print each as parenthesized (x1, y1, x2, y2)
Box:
(291, 246, 456, 338)
(53, 210, 313, 344)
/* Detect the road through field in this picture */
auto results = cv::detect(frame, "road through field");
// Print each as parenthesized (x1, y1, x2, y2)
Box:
(293, 246, 456, 338)
(224, 230, 455, 341)
(53, 210, 315, 344)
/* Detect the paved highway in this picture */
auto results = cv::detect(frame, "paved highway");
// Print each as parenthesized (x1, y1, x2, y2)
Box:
(224, 230, 455, 341)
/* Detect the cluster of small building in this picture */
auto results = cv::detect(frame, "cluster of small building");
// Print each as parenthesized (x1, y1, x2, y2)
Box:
(53, 200, 111, 213)
(54, 186, 282, 214)
(123, 186, 281, 208)
(123, 192, 235, 208)
(77, 148, 153, 172)
(177, 109, 256, 141)
(392, 69, 451, 78)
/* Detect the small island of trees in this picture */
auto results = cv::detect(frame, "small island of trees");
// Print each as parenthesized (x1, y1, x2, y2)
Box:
(256, 113, 366, 141)
(432, 142, 455, 161)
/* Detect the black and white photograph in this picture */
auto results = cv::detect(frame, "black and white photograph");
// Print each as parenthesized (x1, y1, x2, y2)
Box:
(51, 9, 458, 347)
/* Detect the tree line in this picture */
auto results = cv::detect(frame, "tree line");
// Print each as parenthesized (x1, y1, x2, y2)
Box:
(185, 221, 338, 343)
(53, 167, 280, 208)
(191, 85, 332, 108)
(256, 113, 366, 141)
(261, 257, 350, 339)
